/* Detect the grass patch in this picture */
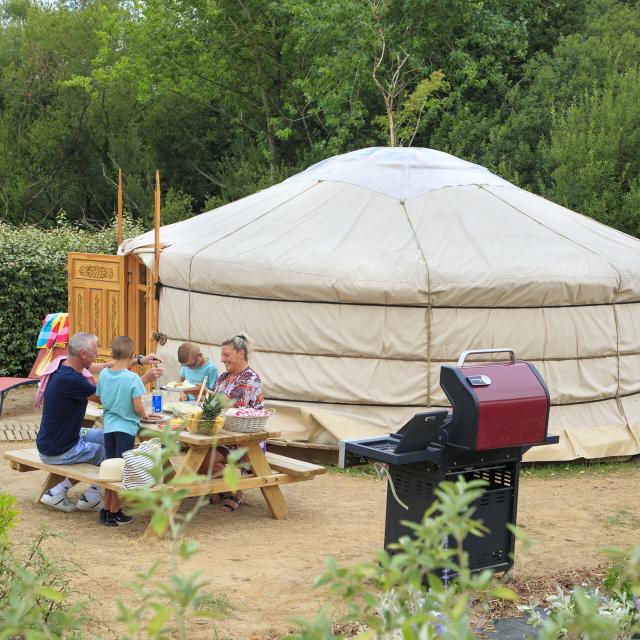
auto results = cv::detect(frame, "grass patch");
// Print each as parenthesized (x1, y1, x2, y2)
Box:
(196, 592, 232, 618)
(599, 508, 640, 530)
(328, 459, 640, 480)
(326, 463, 380, 478)
(522, 459, 637, 479)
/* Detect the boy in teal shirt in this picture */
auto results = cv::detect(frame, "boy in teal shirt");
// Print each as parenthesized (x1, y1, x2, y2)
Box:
(177, 342, 219, 400)
(96, 335, 148, 527)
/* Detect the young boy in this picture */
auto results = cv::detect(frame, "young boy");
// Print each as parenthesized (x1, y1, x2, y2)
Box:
(95, 335, 148, 527)
(177, 342, 219, 400)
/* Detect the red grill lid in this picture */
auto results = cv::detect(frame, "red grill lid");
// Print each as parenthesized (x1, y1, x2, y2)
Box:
(440, 355, 550, 451)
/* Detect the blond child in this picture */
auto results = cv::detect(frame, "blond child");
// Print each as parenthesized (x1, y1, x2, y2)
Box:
(95, 336, 149, 526)
(177, 342, 219, 399)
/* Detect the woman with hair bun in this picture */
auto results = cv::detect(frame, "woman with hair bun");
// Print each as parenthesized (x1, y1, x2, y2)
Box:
(215, 334, 264, 409)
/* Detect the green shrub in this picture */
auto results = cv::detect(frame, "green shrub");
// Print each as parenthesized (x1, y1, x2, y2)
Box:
(0, 430, 242, 640)
(520, 550, 640, 639)
(0, 494, 91, 639)
(0, 215, 144, 376)
(0, 494, 17, 539)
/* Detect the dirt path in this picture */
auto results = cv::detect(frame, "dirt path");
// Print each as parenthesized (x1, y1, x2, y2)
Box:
(1, 387, 639, 638)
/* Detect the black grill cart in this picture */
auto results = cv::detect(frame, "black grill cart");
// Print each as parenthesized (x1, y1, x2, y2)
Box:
(339, 349, 559, 573)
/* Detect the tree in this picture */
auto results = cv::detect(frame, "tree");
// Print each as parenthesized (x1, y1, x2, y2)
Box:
(479, 0, 640, 195)
(544, 68, 640, 237)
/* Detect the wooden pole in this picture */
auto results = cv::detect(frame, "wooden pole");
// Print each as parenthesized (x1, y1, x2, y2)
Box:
(153, 170, 161, 342)
(117, 169, 123, 246)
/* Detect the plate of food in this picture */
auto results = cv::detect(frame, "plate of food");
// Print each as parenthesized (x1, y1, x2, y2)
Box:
(141, 413, 171, 424)
(162, 381, 200, 392)
(165, 401, 198, 417)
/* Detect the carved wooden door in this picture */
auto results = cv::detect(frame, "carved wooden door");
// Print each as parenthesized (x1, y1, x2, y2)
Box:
(68, 253, 127, 359)
(68, 252, 153, 360)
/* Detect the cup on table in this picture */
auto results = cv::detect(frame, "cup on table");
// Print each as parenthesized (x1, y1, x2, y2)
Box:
(142, 393, 153, 415)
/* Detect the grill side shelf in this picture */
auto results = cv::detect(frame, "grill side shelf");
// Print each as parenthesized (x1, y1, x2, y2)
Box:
(340, 437, 445, 466)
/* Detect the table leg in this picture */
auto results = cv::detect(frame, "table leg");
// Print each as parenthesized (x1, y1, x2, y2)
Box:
(176, 446, 208, 476)
(38, 472, 69, 502)
(143, 446, 209, 538)
(245, 441, 288, 519)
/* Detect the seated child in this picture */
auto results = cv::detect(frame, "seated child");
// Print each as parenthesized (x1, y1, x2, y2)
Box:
(177, 342, 219, 400)
(95, 335, 149, 527)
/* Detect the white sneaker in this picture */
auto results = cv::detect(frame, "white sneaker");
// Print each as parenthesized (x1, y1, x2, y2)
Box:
(40, 490, 76, 512)
(76, 494, 104, 511)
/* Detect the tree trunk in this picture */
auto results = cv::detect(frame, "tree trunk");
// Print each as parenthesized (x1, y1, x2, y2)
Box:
(256, 59, 281, 183)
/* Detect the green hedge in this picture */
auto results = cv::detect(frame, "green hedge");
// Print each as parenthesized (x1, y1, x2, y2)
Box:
(0, 217, 144, 376)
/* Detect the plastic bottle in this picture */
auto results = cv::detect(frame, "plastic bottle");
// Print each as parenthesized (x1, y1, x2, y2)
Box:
(152, 381, 163, 414)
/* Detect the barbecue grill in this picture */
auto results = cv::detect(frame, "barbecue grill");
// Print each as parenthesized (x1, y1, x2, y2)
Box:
(339, 348, 559, 574)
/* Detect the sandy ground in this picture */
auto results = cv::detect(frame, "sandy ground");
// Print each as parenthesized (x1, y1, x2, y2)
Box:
(1, 387, 639, 638)
(0, 383, 40, 423)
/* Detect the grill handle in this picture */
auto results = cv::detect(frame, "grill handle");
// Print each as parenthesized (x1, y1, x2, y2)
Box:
(457, 348, 516, 367)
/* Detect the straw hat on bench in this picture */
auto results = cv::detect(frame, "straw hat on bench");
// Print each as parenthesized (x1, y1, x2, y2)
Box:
(98, 458, 125, 482)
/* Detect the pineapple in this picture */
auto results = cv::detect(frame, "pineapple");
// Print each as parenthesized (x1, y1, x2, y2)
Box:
(199, 393, 234, 435)
(186, 407, 203, 433)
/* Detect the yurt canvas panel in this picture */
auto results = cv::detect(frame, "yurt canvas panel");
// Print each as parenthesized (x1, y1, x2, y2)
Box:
(404, 187, 621, 307)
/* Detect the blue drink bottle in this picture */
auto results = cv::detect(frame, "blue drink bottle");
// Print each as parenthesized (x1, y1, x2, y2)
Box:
(152, 384, 163, 414)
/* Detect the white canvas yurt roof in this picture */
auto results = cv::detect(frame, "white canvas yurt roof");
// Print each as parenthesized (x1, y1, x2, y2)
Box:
(121, 147, 640, 461)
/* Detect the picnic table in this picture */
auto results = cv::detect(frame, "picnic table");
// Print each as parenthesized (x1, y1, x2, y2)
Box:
(139, 425, 325, 536)
(83, 402, 103, 426)
(4, 426, 325, 539)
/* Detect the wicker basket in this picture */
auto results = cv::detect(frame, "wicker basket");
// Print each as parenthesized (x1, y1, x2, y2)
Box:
(223, 409, 275, 433)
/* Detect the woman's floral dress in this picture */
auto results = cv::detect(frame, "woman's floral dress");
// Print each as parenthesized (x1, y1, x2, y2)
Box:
(215, 367, 264, 409)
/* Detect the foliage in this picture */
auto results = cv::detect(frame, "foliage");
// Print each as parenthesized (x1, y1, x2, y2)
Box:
(519, 549, 640, 639)
(0, 0, 637, 238)
(2, 468, 640, 637)
(521, 460, 637, 479)
(0, 494, 17, 540)
(327, 463, 380, 479)
(0, 430, 244, 639)
(0, 215, 144, 376)
(0, 495, 92, 639)
(543, 68, 640, 237)
(473, 0, 640, 237)
(148, 187, 194, 227)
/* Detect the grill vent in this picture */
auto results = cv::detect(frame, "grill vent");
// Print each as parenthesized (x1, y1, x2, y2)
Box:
(392, 471, 412, 498)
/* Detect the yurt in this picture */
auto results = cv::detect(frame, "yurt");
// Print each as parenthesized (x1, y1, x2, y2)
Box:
(120, 147, 640, 462)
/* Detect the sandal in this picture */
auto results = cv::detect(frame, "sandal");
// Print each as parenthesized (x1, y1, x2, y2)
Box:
(218, 494, 242, 512)
(208, 494, 223, 505)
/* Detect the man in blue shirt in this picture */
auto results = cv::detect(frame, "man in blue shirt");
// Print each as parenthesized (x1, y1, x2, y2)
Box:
(37, 332, 162, 512)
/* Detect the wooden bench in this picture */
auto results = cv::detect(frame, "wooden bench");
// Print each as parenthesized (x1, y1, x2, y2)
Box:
(264, 452, 326, 478)
(4, 447, 121, 501)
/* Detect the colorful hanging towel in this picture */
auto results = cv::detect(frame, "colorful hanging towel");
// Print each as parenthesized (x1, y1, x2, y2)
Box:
(36, 312, 69, 349)
(36, 314, 56, 349)
(51, 312, 69, 347)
